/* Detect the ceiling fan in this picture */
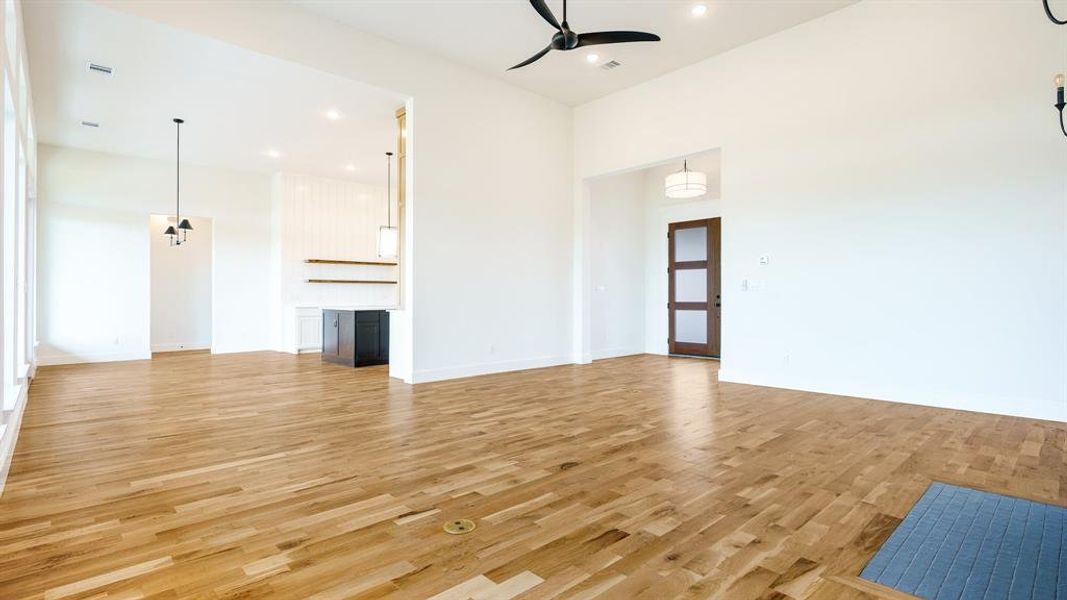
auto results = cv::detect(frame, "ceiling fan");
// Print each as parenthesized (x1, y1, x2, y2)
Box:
(509, 0, 661, 71)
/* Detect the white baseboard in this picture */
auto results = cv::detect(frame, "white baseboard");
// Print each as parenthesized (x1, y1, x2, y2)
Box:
(716, 369, 1067, 423)
(210, 344, 274, 355)
(0, 382, 29, 498)
(591, 346, 645, 361)
(37, 350, 151, 366)
(151, 343, 211, 353)
(411, 354, 573, 384)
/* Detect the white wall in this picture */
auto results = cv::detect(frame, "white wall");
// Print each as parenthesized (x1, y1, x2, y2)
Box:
(273, 172, 395, 310)
(98, 1, 575, 384)
(575, 1, 1067, 421)
(270, 171, 397, 353)
(149, 214, 212, 352)
(588, 171, 645, 360)
(38, 145, 272, 364)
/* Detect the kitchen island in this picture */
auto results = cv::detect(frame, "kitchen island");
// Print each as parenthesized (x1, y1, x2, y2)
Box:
(321, 308, 391, 367)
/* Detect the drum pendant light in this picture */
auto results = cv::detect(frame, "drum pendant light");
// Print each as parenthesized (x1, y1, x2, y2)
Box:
(664, 159, 707, 199)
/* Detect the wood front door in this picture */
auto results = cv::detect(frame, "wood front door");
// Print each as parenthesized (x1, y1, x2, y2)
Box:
(668, 218, 721, 357)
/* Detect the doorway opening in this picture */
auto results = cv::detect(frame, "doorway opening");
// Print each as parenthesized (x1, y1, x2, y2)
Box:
(149, 215, 212, 354)
(582, 149, 721, 362)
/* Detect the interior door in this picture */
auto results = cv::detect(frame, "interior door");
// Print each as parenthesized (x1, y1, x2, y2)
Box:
(668, 218, 721, 357)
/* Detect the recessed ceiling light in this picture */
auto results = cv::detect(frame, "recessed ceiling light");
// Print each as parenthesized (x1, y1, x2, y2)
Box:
(586, 53, 600, 64)
(691, 4, 708, 17)
(265, 149, 281, 159)
(325, 109, 342, 120)
(345, 164, 356, 172)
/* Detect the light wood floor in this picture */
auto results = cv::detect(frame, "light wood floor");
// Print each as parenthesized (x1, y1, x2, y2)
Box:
(0, 352, 1063, 599)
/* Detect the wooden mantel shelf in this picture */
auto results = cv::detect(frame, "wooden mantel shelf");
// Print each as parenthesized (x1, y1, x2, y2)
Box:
(305, 259, 397, 266)
(307, 279, 398, 285)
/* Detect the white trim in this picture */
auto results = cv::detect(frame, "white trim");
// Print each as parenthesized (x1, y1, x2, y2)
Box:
(209, 344, 272, 356)
(36, 350, 151, 366)
(0, 381, 28, 498)
(716, 369, 1067, 423)
(150, 343, 211, 353)
(411, 355, 573, 384)
(591, 346, 645, 361)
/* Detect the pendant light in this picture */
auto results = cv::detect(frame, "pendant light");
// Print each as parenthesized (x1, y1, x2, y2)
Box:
(377, 151, 399, 258)
(664, 159, 707, 199)
(164, 118, 193, 245)
(1055, 74, 1066, 138)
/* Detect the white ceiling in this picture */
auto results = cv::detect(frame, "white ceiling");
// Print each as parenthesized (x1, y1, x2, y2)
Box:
(292, 0, 858, 106)
(24, 2, 404, 185)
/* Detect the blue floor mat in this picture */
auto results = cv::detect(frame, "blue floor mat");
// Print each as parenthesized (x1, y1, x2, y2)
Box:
(860, 482, 1066, 599)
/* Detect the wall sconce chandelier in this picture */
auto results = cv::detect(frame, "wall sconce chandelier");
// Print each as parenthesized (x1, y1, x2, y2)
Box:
(164, 117, 193, 245)
(377, 151, 399, 258)
(1042, 1, 1066, 137)
(1056, 74, 1066, 137)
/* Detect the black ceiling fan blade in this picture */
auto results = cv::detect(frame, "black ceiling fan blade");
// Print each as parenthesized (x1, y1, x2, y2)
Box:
(528, 0, 561, 30)
(508, 45, 553, 71)
(577, 31, 661, 47)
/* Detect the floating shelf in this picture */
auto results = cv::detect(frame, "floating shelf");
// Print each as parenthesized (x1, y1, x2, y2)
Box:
(305, 259, 397, 266)
(307, 279, 398, 285)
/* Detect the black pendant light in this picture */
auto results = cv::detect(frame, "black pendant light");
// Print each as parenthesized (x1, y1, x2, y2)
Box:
(164, 117, 193, 245)
(1041, 1, 1066, 137)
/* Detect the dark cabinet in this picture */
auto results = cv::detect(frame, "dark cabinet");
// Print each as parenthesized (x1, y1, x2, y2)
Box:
(322, 309, 389, 367)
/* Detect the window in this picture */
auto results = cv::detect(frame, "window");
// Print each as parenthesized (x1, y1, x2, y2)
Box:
(1, 76, 15, 408)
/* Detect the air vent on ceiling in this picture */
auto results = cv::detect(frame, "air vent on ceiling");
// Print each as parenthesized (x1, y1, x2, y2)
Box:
(87, 62, 113, 76)
(80, 121, 100, 128)
(599, 60, 622, 71)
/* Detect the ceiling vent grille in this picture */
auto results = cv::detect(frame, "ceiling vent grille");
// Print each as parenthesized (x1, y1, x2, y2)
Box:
(87, 62, 113, 76)
(80, 121, 100, 128)
(599, 60, 622, 71)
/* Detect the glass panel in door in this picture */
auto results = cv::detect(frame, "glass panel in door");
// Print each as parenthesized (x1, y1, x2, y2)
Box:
(675, 268, 708, 302)
(674, 226, 707, 262)
(675, 310, 708, 344)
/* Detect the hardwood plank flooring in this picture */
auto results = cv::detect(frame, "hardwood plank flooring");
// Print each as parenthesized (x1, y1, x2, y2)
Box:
(0, 352, 1062, 599)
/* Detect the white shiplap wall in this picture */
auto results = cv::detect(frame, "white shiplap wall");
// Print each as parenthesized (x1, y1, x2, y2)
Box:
(272, 172, 398, 352)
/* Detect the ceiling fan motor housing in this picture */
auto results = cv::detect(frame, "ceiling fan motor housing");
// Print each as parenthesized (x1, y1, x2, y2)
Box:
(554, 28, 579, 50)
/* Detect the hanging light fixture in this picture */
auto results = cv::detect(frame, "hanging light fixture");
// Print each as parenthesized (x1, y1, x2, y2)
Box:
(164, 117, 193, 245)
(1055, 74, 1066, 138)
(664, 159, 707, 199)
(1040, 1, 1066, 137)
(377, 151, 399, 258)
